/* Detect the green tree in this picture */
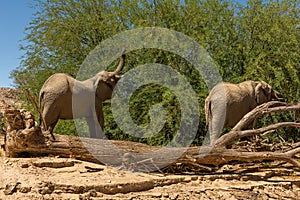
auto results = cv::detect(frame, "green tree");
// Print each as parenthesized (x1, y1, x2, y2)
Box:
(236, 0, 300, 91)
(236, 0, 300, 141)
(11, 0, 300, 145)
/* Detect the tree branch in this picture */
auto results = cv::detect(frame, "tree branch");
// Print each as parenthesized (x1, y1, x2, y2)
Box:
(2, 101, 300, 172)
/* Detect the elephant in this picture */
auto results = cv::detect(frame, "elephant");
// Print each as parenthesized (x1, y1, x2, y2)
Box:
(205, 80, 282, 145)
(39, 50, 126, 138)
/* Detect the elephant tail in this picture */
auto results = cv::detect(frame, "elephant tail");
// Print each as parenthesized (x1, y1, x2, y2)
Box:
(38, 90, 45, 126)
(204, 97, 211, 127)
(39, 91, 44, 108)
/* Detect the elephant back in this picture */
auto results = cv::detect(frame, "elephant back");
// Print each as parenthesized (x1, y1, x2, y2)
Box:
(39, 73, 75, 106)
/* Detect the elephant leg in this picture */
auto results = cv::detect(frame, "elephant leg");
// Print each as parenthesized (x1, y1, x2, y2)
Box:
(95, 107, 105, 138)
(86, 116, 96, 138)
(209, 101, 226, 145)
(203, 123, 213, 146)
(209, 115, 223, 145)
(86, 110, 104, 139)
(240, 118, 257, 141)
(200, 117, 221, 156)
(48, 120, 58, 134)
(42, 112, 57, 140)
(203, 116, 221, 147)
(96, 109, 104, 131)
(43, 111, 57, 133)
(251, 118, 257, 129)
(46, 120, 57, 140)
(94, 103, 105, 138)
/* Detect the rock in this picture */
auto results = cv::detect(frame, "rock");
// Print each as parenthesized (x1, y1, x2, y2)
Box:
(38, 181, 55, 195)
(89, 189, 98, 197)
(150, 192, 162, 198)
(21, 163, 30, 168)
(3, 182, 21, 195)
(169, 193, 179, 200)
(32, 160, 75, 168)
(19, 186, 31, 193)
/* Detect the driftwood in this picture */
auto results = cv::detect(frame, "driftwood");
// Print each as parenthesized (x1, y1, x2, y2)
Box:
(1, 101, 300, 172)
(16, 79, 55, 140)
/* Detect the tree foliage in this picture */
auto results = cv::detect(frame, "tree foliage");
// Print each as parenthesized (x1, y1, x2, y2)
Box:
(11, 0, 300, 145)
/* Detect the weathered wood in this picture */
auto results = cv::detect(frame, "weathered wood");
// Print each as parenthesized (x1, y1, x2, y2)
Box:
(1, 101, 300, 172)
(232, 101, 298, 131)
(216, 122, 300, 148)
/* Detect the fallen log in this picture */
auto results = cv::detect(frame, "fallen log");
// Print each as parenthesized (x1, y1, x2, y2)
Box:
(1, 101, 300, 172)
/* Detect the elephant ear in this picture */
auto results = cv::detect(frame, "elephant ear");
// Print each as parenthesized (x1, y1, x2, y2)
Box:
(93, 72, 111, 88)
(255, 82, 271, 104)
(94, 73, 103, 89)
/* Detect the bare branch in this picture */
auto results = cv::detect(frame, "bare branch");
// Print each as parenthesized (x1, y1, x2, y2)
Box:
(216, 122, 300, 147)
(232, 101, 297, 131)
(15, 79, 55, 140)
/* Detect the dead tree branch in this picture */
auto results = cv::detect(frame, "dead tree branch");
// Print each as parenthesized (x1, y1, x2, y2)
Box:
(216, 122, 300, 148)
(1, 101, 300, 172)
(15, 79, 55, 140)
(232, 101, 296, 131)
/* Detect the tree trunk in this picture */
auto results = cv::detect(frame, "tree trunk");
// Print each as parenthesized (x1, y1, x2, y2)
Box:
(1, 101, 300, 172)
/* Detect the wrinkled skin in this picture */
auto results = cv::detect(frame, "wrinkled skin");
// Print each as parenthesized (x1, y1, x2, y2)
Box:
(205, 81, 282, 145)
(39, 52, 125, 138)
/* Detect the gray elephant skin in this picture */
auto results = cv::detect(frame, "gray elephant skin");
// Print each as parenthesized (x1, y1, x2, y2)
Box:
(39, 51, 125, 138)
(205, 80, 282, 145)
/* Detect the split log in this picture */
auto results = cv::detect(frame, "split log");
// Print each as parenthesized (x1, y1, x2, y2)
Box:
(1, 101, 300, 172)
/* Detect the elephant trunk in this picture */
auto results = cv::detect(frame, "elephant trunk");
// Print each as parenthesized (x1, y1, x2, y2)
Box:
(112, 49, 126, 75)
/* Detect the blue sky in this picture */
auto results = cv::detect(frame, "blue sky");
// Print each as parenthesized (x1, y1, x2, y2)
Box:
(0, 0, 36, 87)
(0, 0, 248, 88)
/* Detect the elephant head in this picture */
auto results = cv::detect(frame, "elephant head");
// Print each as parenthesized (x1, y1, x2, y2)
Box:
(39, 49, 126, 138)
(93, 52, 125, 101)
(255, 81, 282, 104)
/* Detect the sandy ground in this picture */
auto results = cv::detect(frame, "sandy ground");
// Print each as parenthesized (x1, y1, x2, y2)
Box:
(0, 156, 300, 200)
